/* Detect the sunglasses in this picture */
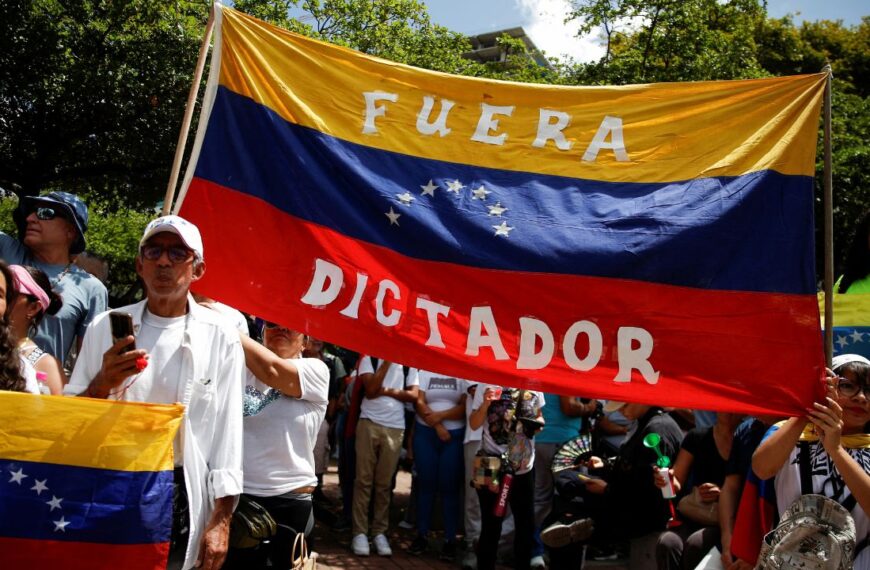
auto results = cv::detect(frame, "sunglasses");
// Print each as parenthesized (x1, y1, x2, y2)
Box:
(836, 376, 870, 399)
(33, 207, 67, 221)
(140, 244, 194, 264)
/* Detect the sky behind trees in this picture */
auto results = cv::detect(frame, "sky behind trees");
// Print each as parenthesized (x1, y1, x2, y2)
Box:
(424, 0, 866, 62)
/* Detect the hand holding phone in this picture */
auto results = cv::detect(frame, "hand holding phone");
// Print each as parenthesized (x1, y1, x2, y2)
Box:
(87, 313, 148, 395)
(110, 312, 136, 353)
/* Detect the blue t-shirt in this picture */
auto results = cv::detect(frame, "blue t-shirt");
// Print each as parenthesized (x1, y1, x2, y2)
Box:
(726, 417, 770, 477)
(536, 392, 582, 444)
(0, 233, 108, 363)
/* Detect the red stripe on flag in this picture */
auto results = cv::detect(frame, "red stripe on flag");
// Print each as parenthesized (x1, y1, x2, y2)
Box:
(0, 537, 169, 569)
(180, 178, 824, 415)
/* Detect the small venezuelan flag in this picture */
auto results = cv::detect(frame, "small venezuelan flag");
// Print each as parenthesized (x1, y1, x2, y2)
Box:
(0, 392, 183, 569)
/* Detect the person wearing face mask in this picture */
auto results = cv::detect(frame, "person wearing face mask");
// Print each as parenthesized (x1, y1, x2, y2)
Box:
(753, 354, 870, 569)
(224, 321, 329, 569)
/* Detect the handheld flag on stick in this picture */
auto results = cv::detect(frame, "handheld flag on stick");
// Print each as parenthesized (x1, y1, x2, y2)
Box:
(177, 5, 825, 415)
(0, 392, 183, 569)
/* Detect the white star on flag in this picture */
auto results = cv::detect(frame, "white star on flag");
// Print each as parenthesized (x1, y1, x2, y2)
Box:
(850, 330, 865, 343)
(396, 192, 415, 206)
(46, 495, 64, 511)
(385, 207, 401, 226)
(446, 179, 464, 193)
(9, 468, 27, 485)
(53, 516, 71, 532)
(31, 479, 49, 496)
(420, 180, 438, 196)
(493, 221, 514, 237)
(488, 202, 508, 217)
(472, 185, 491, 200)
(836, 335, 849, 350)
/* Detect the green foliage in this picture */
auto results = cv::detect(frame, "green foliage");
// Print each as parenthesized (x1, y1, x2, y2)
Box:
(81, 198, 153, 300)
(567, 0, 768, 84)
(0, 0, 210, 205)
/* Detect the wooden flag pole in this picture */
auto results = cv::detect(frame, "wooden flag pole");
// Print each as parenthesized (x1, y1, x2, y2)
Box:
(823, 64, 834, 367)
(162, 6, 216, 216)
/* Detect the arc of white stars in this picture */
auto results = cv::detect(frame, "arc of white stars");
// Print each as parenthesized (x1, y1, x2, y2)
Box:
(446, 179, 464, 193)
(9, 468, 27, 485)
(396, 192, 415, 206)
(420, 180, 438, 197)
(472, 185, 491, 200)
(850, 330, 865, 343)
(31, 479, 49, 496)
(488, 202, 508, 217)
(53, 516, 71, 532)
(385, 207, 401, 226)
(46, 495, 64, 511)
(492, 221, 514, 237)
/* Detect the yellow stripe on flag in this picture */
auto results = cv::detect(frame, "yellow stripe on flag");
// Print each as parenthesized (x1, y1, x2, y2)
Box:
(217, 7, 825, 185)
(818, 292, 870, 327)
(0, 392, 183, 472)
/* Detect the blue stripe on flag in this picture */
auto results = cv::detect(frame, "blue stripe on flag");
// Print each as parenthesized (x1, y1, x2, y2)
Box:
(193, 87, 816, 295)
(0, 459, 173, 544)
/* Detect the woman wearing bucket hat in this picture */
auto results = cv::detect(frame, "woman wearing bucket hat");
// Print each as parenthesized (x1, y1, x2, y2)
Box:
(753, 354, 870, 569)
(0, 191, 107, 364)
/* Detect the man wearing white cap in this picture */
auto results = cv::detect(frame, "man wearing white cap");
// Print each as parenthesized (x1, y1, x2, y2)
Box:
(66, 215, 245, 570)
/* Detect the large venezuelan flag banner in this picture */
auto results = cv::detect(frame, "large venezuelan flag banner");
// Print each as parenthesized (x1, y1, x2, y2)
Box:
(0, 392, 183, 569)
(177, 5, 826, 415)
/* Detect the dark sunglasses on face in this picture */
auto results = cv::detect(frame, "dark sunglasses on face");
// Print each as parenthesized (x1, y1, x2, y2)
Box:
(836, 376, 870, 399)
(33, 207, 66, 221)
(140, 244, 194, 264)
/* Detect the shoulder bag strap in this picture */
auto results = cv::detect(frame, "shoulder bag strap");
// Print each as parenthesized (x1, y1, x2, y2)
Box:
(799, 440, 813, 495)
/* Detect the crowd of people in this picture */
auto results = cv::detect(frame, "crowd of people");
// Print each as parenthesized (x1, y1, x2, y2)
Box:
(2, 193, 870, 570)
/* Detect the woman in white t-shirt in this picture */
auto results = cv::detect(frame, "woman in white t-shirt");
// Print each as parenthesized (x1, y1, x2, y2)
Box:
(224, 321, 329, 570)
(407, 371, 468, 559)
(753, 354, 870, 569)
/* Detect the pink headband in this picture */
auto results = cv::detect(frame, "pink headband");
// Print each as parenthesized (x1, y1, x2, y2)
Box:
(9, 265, 50, 312)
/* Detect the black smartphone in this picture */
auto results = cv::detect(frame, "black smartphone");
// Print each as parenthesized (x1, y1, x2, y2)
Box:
(109, 312, 136, 354)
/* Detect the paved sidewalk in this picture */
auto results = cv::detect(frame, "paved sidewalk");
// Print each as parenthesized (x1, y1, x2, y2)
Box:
(309, 465, 507, 570)
(309, 463, 629, 569)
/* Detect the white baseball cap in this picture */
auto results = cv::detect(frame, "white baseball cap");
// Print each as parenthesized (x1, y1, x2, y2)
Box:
(139, 215, 204, 259)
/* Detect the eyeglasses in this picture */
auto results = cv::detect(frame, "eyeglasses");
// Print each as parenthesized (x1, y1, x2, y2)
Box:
(836, 377, 870, 399)
(140, 244, 194, 264)
(33, 207, 66, 221)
